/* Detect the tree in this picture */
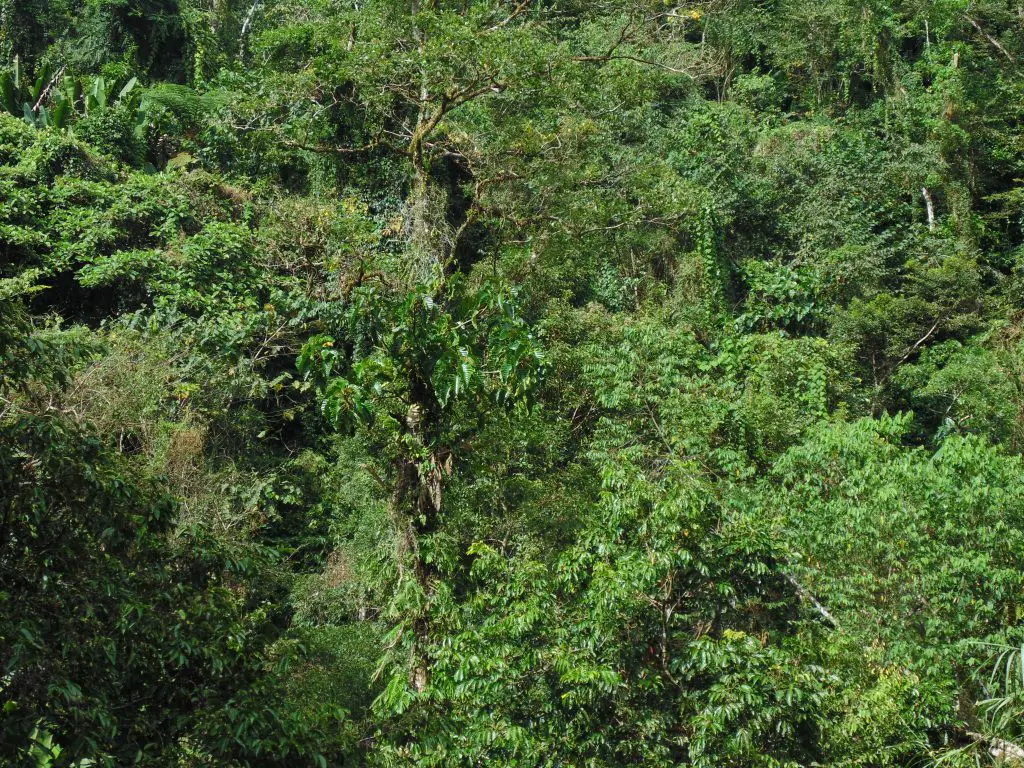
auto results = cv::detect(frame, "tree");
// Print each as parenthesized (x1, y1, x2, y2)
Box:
(300, 276, 544, 697)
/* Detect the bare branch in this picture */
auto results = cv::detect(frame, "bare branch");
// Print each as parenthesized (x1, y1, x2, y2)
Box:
(895, 318, 941, 367)
(572, 54, 696, 78)
(280, 136, 393, 155)
(964, 15, 1015, 61)
(784, 573, 839, 628)
(240, 0, 264, 50)
(489, 0, 532, 31)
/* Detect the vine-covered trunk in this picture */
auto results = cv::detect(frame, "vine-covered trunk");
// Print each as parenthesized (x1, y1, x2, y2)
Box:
(391, 456, 443, 691)
(392, 372, 445, 690)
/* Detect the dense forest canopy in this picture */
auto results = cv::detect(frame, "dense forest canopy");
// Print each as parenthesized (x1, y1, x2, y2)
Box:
(3, 0, 1024, 765)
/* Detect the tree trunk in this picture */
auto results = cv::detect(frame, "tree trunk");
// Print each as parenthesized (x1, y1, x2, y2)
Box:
(922, 187, 936, 231)
(393, 390, 443, 692)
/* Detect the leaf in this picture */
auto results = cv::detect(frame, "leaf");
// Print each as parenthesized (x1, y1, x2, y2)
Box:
(0, 72, 17, 115)
(29, 63, 50, 103)
(50, 97, 69, 129)
(118, 76, 139, 100)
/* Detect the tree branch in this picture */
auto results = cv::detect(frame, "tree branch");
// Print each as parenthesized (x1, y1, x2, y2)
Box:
(32, 65, 65, 112)
(572, 54, 695, 78)
(281, 137, 392, 156)
(964, 15, 1015, 61)
(784, 572, 839, 628)
(489, 0, 532, 31)
(240, 0, 265, 50)
(894, 318, 941, 367)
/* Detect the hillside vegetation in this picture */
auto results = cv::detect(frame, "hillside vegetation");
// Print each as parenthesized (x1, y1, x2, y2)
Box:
(3, 1, 1024, 765)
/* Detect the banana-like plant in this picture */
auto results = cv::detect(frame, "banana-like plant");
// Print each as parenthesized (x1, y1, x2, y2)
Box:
(0, 56, 139, 130)
(78, 74, 139, 115)
(0, 57, 61, 127)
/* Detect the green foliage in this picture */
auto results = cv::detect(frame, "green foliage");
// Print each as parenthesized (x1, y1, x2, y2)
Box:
(5, 0, 1024, 764)
(767, 415, 1024, 761)
(897, 338, 1021, 445)
(300, 279, 544, 434)
(0, 56, 140, 131)
(0, 400, 285, 765)
(774, 416, 1024, 662)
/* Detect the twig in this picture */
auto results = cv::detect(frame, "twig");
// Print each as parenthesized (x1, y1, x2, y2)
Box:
(572, 54, 695, 78)
(281, 137, 386, 155)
